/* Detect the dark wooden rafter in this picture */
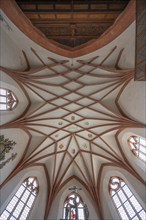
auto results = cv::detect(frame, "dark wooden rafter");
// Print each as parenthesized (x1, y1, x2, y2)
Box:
(15, 0, 130, 47)
(0, 0, 135, 56)
(16, 0, 129, 13)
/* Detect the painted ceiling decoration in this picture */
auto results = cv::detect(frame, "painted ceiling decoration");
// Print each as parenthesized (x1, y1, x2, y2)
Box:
(15, 0, 130, 47)
(0, 135, 17, 169)
(0, 0, 146, 219)
(0, 0, 135, 57)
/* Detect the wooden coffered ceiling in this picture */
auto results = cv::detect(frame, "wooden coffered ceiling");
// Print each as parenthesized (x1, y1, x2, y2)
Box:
(16, 0, 130, 47)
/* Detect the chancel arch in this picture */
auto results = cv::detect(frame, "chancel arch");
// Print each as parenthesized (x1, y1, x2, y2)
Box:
(63, 192, 86, 220)
(48, 179, 98, 220)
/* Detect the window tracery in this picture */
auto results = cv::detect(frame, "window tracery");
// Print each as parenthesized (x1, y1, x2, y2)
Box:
(0, 88, 17, 110)
(63, 193, 87, 220)
(0, 177, 39, 220)
(109, 176, 146, 220)
(128, 136, 146, 163)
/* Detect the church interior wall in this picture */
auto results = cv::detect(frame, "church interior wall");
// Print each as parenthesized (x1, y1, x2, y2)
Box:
(118, 79, 146, 124)
(100, 167, 146, 220)
(0, 166, 47, 220)
(0, 1, 145, 219)
(0, 72, 29, 125)
(48, 179, 98, 220)
(119, 128, 146, 177)
(0, 128, 29, 184)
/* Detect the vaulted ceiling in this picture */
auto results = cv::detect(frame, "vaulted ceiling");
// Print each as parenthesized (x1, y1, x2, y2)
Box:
(0, 0, 146, 218)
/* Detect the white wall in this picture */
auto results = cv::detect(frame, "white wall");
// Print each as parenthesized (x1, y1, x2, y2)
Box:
(48, 179, 99, 220)
(118, 79, 146, 124)
(0, 128, 29, 184)
(0, 71, 29, 125)
(100, 166, 146, 220)
(118, 128, 146, 179)
(0, 20, 26, 70)
(0, 166, 48, 220)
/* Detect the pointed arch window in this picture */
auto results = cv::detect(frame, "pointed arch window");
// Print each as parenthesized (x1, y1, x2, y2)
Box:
(109, 176, 146, 220)
(0, 88, 17, 110)
(128, 136, 146, 163)
(63, 193, 86, 220)
(0, 177, 39, 220)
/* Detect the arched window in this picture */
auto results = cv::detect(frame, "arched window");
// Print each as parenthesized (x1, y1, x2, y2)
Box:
(0, 177, 39, 220)
(63, 193, 86, 220)
(109, 176, 146, 220)
(0, 88, 17, 110)
(128, 136, 146, 163)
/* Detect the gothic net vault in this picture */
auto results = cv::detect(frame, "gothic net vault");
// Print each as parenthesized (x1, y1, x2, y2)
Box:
(0, 0, 146, 220)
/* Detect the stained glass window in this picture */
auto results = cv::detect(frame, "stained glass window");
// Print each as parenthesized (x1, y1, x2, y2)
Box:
(128, 136, 146, 163)
(109, 176, 146, 220)
(63, 193, 85, 220)
(0, 177, 39, 220)
(0, 88, 17, 110)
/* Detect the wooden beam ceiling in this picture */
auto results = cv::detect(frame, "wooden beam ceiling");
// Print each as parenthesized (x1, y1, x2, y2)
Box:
(16, 0, 130, 47)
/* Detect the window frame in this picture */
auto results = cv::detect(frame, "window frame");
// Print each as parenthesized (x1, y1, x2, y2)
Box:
(63, 192, 85, 220)
(0, 176, 39, 220)
(109, 176, 146, 220)
(0, 87, 18, 111)
(128, 135, 146, 163)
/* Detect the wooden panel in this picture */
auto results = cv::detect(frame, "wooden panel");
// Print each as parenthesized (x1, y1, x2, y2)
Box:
(91, 4, 107, 10)
(16, 0, 130, 47)
(57, 14, 72, 19)
(73, 4, 88, 10)
(39, 14, 56, 19)
(109, 4, 126, 10)
(27, 14, 39, 19)
(20, 4, 36, 10)
(38, 5, 54, 10)
(135, 0, 146, 80)
(55, 4, 71, 10)
(73, 13, 88, 19)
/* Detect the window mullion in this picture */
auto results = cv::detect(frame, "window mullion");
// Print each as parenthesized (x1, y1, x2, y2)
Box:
(139, 150, 146, 156)
(6, 195, 21, 220)
(17, 189, 29, 218)
(129, 136, 146, 163)
(17, 189, 32, 219)
(0, 94, 6, 97)
(110, 177, 146, 220)
(116, 190, 131, 219)
(126, 194, 143, 219)
(0, 101, 7, 104)
(0, 177, 38, 220)
(10, 186, 27, 218)
(0, 88, 17, 110)
(6, 195, 20, 220)
(5, 210, 12, 220)
(121, 186, 137, 219)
